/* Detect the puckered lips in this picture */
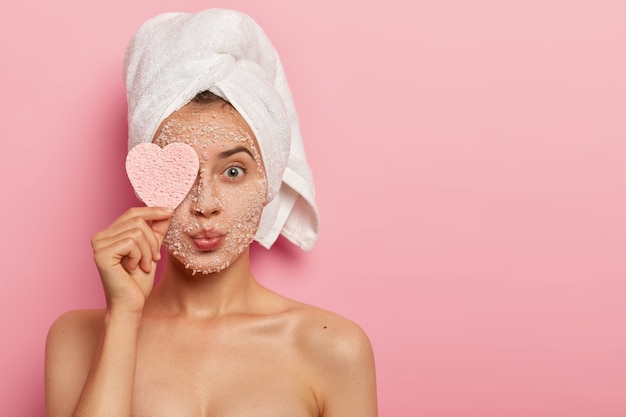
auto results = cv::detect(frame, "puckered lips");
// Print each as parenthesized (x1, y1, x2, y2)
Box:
(190, 229, 225, 251)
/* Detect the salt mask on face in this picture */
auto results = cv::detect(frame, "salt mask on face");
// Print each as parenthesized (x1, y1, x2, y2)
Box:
(153, 102, 268, 275)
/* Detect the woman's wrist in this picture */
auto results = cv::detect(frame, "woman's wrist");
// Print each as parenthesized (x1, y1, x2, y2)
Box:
(105, 307, 143, 326)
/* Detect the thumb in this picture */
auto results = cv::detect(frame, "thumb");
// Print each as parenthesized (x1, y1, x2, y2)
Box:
(151, 217, 172, 246)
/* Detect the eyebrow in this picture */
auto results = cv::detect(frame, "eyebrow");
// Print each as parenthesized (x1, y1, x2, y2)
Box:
(217, 146, 254, 160)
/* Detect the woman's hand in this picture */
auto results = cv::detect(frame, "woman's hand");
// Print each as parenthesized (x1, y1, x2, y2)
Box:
(91, 207, 173, 315)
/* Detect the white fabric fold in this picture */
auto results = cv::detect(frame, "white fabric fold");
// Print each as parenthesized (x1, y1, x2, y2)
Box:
(124, 8, 319, 250)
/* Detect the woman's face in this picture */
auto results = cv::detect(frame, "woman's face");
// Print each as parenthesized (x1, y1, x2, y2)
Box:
(153, 101, 268, 275)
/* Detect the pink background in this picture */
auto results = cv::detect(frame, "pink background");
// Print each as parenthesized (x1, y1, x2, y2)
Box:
(1, 0, 624, 416)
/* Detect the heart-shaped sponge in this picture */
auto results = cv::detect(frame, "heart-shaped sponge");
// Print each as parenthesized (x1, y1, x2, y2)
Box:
(126, 143, 199, 209)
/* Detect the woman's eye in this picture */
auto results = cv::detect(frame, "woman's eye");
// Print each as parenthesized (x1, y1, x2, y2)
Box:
(224, 166, 245, 178)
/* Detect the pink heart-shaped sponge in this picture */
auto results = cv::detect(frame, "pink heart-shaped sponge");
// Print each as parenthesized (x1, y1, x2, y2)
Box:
(126, 142, 199, 209)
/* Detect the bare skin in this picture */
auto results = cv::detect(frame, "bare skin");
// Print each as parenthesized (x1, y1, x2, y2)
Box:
(45, 102, 378, 417)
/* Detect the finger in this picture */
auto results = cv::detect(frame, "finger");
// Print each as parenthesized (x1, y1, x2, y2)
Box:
(150, 217, 172, 246)
(115, 207, 173, 259)
(92, 207, 174, 268)
(109, 206, 174, 228)
(94, 217, 161, 259)
(123, 240, 144, 271)
(93, 236, 140, 272)
(94, 227, 156, 272)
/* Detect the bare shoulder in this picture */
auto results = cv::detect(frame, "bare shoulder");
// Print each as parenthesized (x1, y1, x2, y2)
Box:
(46, 308, 105, 350)
(282, 301, 378, 415)
(45, 310, 105, 387)
(287, 302, 374, 363)
(45, 309, 107, 416)
(46, 308, 106, 376)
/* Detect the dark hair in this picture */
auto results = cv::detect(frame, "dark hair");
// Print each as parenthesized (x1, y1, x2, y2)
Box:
(192, 90, 229, 105)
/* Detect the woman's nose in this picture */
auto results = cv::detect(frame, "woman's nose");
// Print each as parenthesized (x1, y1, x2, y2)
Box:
(190, 176, 222, 215)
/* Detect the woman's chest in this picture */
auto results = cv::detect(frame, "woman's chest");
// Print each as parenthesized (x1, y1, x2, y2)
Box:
(131, 322, 318, 417)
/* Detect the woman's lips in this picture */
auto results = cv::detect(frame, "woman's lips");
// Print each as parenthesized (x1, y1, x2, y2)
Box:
(191, 231, 225, 251)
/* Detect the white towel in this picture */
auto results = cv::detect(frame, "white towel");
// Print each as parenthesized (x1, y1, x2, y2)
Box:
(124, 8, 319, 251)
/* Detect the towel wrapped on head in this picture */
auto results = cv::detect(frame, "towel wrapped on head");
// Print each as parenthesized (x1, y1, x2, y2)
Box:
(124, 8, 319, 251)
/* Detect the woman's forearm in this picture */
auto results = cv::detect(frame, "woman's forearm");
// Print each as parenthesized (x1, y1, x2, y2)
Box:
(72, 311, 142, 417)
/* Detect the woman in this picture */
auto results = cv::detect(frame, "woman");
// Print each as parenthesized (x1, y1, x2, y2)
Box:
(44, 8, 377, 417)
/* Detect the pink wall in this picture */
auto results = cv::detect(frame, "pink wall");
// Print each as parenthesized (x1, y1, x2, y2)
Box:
(1, 1, 624, 415)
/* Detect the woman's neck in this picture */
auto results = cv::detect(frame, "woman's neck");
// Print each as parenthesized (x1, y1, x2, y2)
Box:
(144, 248, 263, 320)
